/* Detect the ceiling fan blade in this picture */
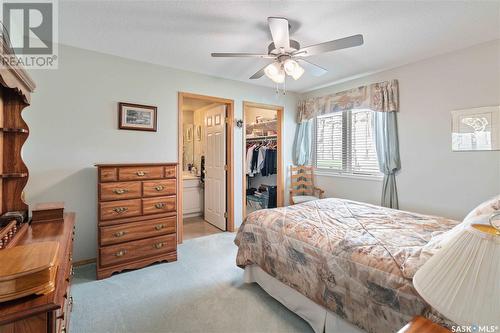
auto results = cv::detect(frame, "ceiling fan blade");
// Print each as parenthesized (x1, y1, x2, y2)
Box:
(294, 34, 364, 57)
(268, 17, 290, 50)
(249, 63, 272, 79)
(296, 59, 328, 77)
(211, 53, 274, 58)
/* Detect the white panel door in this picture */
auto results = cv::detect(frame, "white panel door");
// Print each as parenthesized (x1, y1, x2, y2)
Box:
(204, 105, 226, 230)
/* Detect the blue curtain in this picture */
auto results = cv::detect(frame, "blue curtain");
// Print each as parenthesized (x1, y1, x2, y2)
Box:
(374, 112, 401, 209)
(293, 120, 312, 166)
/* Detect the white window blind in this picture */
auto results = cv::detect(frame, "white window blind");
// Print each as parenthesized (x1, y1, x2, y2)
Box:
(315, 109, 381, 176)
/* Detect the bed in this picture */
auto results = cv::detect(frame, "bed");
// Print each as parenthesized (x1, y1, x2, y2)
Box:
(234, 198, 459, 333)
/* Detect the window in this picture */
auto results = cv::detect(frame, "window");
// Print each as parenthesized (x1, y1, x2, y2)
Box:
(314, 109, 381, 177)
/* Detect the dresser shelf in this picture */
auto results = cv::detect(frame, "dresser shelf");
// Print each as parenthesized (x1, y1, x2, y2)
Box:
(0, 173, 28, 179)
(0, 128, 29, 133)
(0, 33, 35, 221)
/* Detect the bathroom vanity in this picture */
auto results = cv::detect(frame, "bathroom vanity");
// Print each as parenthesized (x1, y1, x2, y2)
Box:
(182, 172, 203, 217)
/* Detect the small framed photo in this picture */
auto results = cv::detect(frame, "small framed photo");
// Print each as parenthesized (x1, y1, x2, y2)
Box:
(118, 102, 157, 132)
(186, 126, 193, 142)
(196, 125, 202, 141)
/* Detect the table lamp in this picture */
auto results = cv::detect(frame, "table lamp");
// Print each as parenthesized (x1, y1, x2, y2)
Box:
(413, 212, 500, 327)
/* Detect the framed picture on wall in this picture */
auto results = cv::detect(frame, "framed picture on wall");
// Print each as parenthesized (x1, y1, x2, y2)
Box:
(451, 106, 500, 151)
(186, 126, 193, 142)
(196, 125, 202, 141)
(118, 102, 157, 132)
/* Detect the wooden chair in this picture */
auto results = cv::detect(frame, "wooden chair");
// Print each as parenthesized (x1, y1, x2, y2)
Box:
(289, 165, 325, 205)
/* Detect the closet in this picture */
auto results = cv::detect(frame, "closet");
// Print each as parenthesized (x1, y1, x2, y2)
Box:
(243, 102, 283, 216)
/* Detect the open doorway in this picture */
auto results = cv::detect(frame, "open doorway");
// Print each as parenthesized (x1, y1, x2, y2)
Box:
(242, 101, 284, 218)
(178, 92, 234, 243)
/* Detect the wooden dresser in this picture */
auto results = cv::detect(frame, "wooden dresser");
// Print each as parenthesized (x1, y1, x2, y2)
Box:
(0, 214, 75, 333)
(96, 163, 178, 280)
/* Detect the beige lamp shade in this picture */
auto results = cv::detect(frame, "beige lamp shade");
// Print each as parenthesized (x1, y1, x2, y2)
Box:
(413, 222, 500, 327)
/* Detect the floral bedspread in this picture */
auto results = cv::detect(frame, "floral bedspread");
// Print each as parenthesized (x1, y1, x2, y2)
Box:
(235, 198, 459, 333)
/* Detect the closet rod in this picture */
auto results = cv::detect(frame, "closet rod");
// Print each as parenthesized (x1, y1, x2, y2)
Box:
(246, 135, 277, 142)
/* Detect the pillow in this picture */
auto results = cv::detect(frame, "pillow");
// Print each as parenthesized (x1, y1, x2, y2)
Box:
(463, 194, 500, 222)
(440, 213, 491, 244)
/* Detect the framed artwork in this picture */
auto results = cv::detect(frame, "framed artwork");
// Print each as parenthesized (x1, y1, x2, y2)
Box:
(118, 102, 157, 132)
(196, 125, 202, 141)
(451, 106, 500, 151)
(186, 126, 193, 142)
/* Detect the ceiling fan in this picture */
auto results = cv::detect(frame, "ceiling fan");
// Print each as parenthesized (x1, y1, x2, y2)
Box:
(211, 17, 364, 83)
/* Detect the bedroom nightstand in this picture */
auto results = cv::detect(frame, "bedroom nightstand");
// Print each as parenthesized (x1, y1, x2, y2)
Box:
(398, 316, 451, 333)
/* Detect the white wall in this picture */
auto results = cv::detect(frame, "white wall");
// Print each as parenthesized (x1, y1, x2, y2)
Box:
(304, 40, 500, 220)
(24, 44, 298, 261)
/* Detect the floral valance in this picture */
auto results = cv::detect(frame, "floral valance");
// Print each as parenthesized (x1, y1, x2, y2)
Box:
(297, 79, 399, 123)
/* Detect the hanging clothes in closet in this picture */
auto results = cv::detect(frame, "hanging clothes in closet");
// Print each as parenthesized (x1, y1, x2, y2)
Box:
(245, 142, 277, 177)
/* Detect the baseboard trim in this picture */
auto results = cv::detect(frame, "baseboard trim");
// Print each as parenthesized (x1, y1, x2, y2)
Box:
(74, 258, 97, 267)
(183, 212, 203, 218)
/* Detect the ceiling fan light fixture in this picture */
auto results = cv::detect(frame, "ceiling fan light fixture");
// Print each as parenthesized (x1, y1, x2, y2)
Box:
(264, 62, 280, 76)
(283, 59, 298, 75)
(264, 62, 285, 83)
(271, 69, 286, 83)
(291, 65, 305, 80)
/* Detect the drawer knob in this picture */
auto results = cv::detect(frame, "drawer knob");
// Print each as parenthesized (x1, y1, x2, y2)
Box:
(113, 188, 129, 195)
(155, 185, 165, 191)
(153, 242, 165, 249)
(114, 250, 127, 257)
(61, 326, 66, 333)
(114, 231, 126, 237)
(113, 207, 128, 214)
(155, 224, 165, 230)
(155, 202, 166, 209)
(70, 267, 74, 276)
(136, 171, 146, 176)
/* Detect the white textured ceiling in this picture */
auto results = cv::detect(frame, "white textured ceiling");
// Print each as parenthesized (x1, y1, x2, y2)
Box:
(59, 1, 500, 92)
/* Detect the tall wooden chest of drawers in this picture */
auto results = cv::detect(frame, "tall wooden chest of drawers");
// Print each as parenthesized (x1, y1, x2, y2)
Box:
(95, 163, 178, 280)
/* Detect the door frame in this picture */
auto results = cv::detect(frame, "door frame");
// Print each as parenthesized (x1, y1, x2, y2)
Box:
(242, 101, 284, 218)
(178, 92, 235, 243)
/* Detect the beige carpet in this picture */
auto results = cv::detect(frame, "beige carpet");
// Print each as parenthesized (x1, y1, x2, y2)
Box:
(70, 232, 314, 333)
